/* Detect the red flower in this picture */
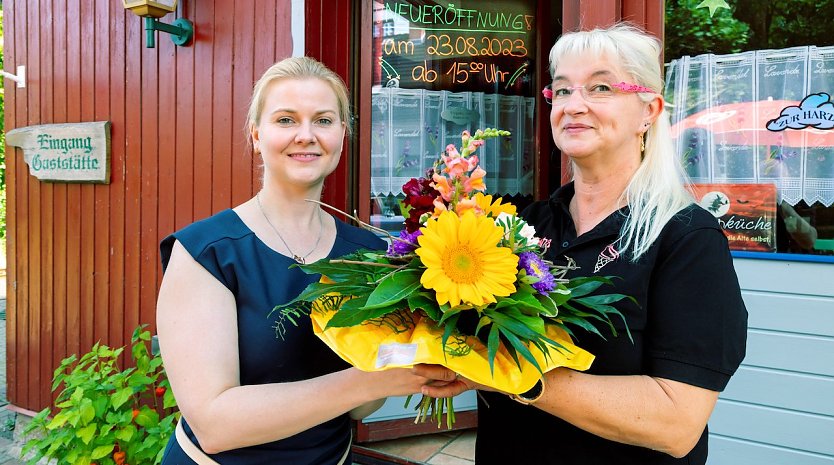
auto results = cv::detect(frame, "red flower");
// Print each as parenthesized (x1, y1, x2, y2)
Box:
(402, 175, 441, 233)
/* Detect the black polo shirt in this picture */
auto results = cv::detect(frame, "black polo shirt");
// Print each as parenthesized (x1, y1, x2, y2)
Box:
(476, 182, 748, 465)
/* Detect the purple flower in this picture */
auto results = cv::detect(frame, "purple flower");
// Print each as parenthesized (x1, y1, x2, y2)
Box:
(387, 229, 422, 256)
(518, 252, 555, 295)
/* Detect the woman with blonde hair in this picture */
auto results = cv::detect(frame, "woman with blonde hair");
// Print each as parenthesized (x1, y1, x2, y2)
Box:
(157, 56, 455, 464)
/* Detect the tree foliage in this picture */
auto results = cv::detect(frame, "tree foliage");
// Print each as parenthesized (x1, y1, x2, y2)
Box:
(735, 0, 834, 50)
(666, 0, 834, 62)
(665, 0, 751, 61)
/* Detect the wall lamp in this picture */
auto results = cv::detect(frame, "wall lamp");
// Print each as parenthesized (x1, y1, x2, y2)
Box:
(123, 0, 194, 48)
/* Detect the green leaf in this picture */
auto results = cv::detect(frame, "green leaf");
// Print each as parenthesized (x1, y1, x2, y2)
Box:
(326, 301, 400, 328)
(437, 305, 468, 325)
(535, 292, 560, 317)
(575, 294, 629, 306)
(548, 284, 572, 306)
(364, 269, 423, 310)
(70, 386, 85, 403)
(135, 408, 160, 427)
(558, 313, 605, 339)
(440, 313, 461, 362)
(505, 307, 547, 334)
(487, 309, 550, 341)
(297, 253, 383, 279)
(407, 293, 442, 321)
(92, 396, 108, 418)
(115, 425, 136, 442)
(137, 328, 151, 341)
(79, 399, 96, 425)
(22, 441, 47, 460)
(111, 387, 133, 409)
(55, 399, 74, 409)
(21, 408, 50, 436)
(487, 323, 500, 375)
(495, 292, 548, 316)
(475, 315, 491, 335)
(127, 373, 155, 389)
(46, 411, 69, 430)
(64, 449, 81, 464)
(163, 387, 178, 409)
(99, 423, 115, 436)
(90, 443, 115, 459)
(274, 281, 371, 312)
(76, 423, 96, 444)
(499, 327, 543, 373)
(564, 278, 607, 297)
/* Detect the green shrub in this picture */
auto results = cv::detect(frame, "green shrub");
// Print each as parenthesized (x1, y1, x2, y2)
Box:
(21, 326, 179, 465)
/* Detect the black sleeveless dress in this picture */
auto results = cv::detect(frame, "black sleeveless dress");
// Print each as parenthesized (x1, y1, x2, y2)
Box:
(159, 209, 385, 464)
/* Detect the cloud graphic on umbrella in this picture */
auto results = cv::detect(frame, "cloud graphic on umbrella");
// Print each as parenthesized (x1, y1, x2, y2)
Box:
(766, 93, 834, 131)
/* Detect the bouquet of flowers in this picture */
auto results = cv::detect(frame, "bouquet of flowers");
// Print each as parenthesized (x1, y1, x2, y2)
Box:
(274, 129, 630, 427)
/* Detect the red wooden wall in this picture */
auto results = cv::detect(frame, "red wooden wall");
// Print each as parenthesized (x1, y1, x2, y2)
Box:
(563, 0, 664, 35)
(2, 0, 296, 413)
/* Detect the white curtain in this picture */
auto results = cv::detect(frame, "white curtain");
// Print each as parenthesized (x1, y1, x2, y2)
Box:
(370, 87, 536, 197)
(665, 46, 834, 207)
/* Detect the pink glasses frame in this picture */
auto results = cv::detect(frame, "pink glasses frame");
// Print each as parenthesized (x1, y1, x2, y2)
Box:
(541, 81, 655, 103)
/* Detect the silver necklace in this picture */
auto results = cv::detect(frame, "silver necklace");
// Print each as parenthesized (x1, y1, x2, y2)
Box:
(256, 193, 323, 264)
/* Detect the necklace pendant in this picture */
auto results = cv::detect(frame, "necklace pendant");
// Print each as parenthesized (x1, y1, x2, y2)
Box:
(255, 193, 322, 267)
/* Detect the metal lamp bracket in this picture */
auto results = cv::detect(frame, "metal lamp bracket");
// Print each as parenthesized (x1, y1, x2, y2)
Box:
(145, 17, 194, 48)
(1, 65, 26, 88)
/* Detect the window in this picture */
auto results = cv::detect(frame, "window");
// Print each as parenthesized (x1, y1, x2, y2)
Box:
(665, 1, 834, 257)
(369, 0, 541, 234)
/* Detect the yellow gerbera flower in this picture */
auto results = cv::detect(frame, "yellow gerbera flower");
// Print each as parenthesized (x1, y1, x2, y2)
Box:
(416, 211, 519, 307)
(474, 192, 517, 217)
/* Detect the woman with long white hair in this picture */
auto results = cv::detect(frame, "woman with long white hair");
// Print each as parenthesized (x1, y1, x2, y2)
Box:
(424, 23, 748, 465)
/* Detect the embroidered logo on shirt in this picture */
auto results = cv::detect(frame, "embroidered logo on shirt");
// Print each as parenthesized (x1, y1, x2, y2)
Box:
(594, 243, 620, 273)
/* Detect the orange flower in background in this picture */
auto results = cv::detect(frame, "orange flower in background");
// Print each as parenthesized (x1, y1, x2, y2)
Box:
(462, 166, 487, 194)
(431, 173, 454, 202)
(454, 197, 478, 216)
(443, 152, 477, 178)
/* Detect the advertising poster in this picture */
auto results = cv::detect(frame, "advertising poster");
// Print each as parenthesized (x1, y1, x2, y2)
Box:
(691, 183, 777, 252)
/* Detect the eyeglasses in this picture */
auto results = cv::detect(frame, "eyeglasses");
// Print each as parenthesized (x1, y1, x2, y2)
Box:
(542, 81, 655, 106)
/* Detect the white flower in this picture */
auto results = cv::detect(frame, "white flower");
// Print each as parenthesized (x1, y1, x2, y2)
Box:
(495, 212, 514, 226)
(495, 212, 515, 240)
(520, 223, 539, 247)
(494, 212, 539, 247)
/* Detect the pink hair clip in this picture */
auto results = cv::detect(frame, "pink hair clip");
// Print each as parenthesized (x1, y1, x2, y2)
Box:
(611, 82, 654, 93)
(542, 86, 553, 100)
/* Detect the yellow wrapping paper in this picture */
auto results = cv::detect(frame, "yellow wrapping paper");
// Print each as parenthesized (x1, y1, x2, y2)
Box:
(311, 308, 595, 395)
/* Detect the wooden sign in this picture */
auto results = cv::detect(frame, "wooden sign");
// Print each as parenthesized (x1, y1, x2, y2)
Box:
(691, 183, 777, 252)
(6, 121, 111, 183)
